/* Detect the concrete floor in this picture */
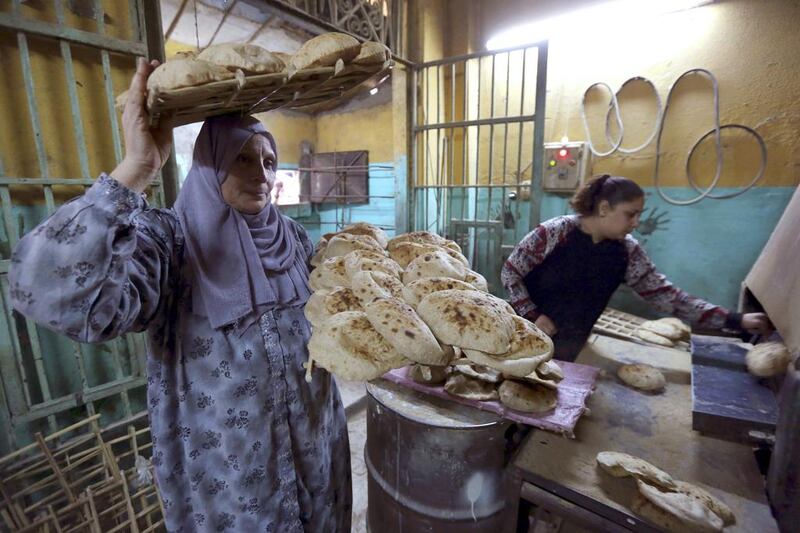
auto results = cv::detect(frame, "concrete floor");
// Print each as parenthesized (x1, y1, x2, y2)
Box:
(335, 378, 369, 533)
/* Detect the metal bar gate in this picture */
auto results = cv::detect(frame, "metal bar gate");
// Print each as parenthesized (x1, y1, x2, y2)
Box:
(410, 42, 548, 295)
(0, 0, 174, 455)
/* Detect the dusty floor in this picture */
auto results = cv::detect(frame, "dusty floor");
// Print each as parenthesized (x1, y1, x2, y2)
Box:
(335, 378, 369, 533)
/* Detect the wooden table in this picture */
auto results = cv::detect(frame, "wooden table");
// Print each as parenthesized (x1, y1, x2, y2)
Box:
(504, 334, 778, 532)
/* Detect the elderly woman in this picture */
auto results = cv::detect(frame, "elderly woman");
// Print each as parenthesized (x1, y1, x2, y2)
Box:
(9, 59, 351, 532)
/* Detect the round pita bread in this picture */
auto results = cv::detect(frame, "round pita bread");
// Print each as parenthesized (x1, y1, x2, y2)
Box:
(635, 327, 675, 347)
(640, 320, 683, 341)
(444, 373, 499, 401)
(308, 311, 407, 381)
(197, 43, 285, 74)
(365, 298, 450, 366)
(596, 451, 676, 489)
(403, 250, 467, 284)
(389, 241, 468, 269)
(671, 480, 735, 526)
(304, 287, 362, 327)
(618, 364, 666, 392)
(147, 58, 234, 91)
(325, 222, 389, 249)
(353, 41, 391, 65)
(350, 270, 404, 306)
(401, 277, 476, 308)
(464, 270, 488, 292)
(746, 341, 791, 377)
(309, 256, 350, 291)
(462, 315, 554, 377)
(498, 380, 557, 413)
(658, 317, 691, 339)
(387, 231, 450, 251)
(408, 364, 450, 385)
(636, 480, 725, 532)
(417, 289, 514, 354)
(288, 32, 361, 74)
(344, 250, 402, 279)
(324, 233, 384, 259)
(536, 360, 564, 382)
(454, 364, 503, 383)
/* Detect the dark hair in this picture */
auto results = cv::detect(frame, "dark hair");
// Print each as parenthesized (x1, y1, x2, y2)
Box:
(569, 174, 644, 216)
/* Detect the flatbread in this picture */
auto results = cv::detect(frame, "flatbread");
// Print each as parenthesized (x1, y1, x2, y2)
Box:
(309, 256, 350, 291)
(462, 315, 554, 377)
(617, 364, 666, 392)
(365, 298, 450, 366)
(672, 480, 735, 526)
(401, 277, 476, 308)
(288, 32, 361, 75)
(387, 231, 451, 251)
(635, 327, 675, 347)
(417, 289, 515, 354)
(595, 451, 676, 489)
(444, 373, 499, 401)
(308, 311, 408, 381)
(353, 41, 391, 65)
(454, 364, 503, 383)
(746, 341, 791, 377)
(389, 241, 469, 269)
(536, 360, 564, 382)
(640, 319, 684, 341)
(324, 222, 389, 249)
(498, 380, 557, 413)
(636, 480, 724, 532)
(197, 43, 285, 74)
(518, 368, 559, 390)
(658, 317, 691, 339)
(403, 250, 467, 284)
(464, 270, 488, 292)
(146, 58, 234, 91)
(350, 270, 405, 307)
(343, 250, 402, 279)
(324, 233, 384, 259)
(408, 364, 449, 385)
(304, 287, 362, 327)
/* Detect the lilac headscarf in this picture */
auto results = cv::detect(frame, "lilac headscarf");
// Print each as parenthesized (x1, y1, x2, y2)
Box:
(175, 115, 311, 330)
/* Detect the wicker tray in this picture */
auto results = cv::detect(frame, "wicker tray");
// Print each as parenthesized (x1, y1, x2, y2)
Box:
(146, 60, 392, 127)
(593, 307, 690, 351)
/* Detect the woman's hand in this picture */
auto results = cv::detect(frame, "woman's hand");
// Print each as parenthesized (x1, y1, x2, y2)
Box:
(741, 312, 773, 336)
(110, 57, 173, 192)
(534, 314, 558, 337)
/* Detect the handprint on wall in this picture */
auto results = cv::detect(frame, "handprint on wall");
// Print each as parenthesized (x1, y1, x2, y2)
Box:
(636, 206, 671, 236)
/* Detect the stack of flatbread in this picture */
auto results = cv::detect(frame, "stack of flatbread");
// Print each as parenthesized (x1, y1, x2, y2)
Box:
(305, 226, 558, 414)
(116, 33, 390, 110)
(596, 451, 736, 532)
(634, 317, 691, 347)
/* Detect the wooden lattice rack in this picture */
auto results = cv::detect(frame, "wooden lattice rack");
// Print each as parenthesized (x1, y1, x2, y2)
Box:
(593, 308, 690, 352)
(147, 60, 393, 127)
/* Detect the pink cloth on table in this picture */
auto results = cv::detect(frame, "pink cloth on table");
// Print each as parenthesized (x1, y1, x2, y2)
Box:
(381, 361, 598, 438)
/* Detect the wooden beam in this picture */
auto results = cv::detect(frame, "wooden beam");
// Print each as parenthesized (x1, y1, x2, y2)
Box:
(164, 0, 190, 42)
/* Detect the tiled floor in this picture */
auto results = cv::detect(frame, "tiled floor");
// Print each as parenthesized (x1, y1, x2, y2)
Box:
(335, 378, 369, 533)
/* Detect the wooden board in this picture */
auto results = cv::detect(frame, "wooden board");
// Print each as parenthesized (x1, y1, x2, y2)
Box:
(593, 308, 690, 352)
(745, 185, 800, 354)
(509, 335, 778, 532)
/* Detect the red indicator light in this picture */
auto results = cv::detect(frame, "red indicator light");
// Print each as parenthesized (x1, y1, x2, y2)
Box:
(558, 148, 569, 159)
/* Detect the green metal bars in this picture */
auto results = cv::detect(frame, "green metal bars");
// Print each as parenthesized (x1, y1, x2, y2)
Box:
(410, 43, 548, 295)
(0, 0, 171, 455)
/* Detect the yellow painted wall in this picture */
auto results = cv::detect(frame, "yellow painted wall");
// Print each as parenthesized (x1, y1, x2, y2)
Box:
(0, 1, 137, 205)
(474, 0, 800, 188)
(256, 110, 317, 165)
(315, 100, 394, 162)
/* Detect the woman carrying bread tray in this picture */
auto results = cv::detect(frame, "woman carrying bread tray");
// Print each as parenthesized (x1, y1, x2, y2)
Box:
(9, 58, 351, 532)
(501, 174, 772, 362)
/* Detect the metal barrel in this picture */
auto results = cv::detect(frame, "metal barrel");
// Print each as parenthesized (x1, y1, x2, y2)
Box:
(366, 380, 514, 532)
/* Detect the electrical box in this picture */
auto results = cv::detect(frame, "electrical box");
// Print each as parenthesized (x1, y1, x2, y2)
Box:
(543, 141, 590, 192)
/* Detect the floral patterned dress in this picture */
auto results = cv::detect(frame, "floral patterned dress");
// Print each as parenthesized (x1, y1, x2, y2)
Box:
(9, 175, 352, 532)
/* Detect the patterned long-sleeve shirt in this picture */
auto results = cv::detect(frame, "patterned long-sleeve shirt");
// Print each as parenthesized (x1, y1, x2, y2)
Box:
(501, 215, 738, 330)
(9, 175, 351, 533)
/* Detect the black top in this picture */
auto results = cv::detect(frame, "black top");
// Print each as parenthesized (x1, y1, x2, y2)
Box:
(524, 227, 628, 361)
